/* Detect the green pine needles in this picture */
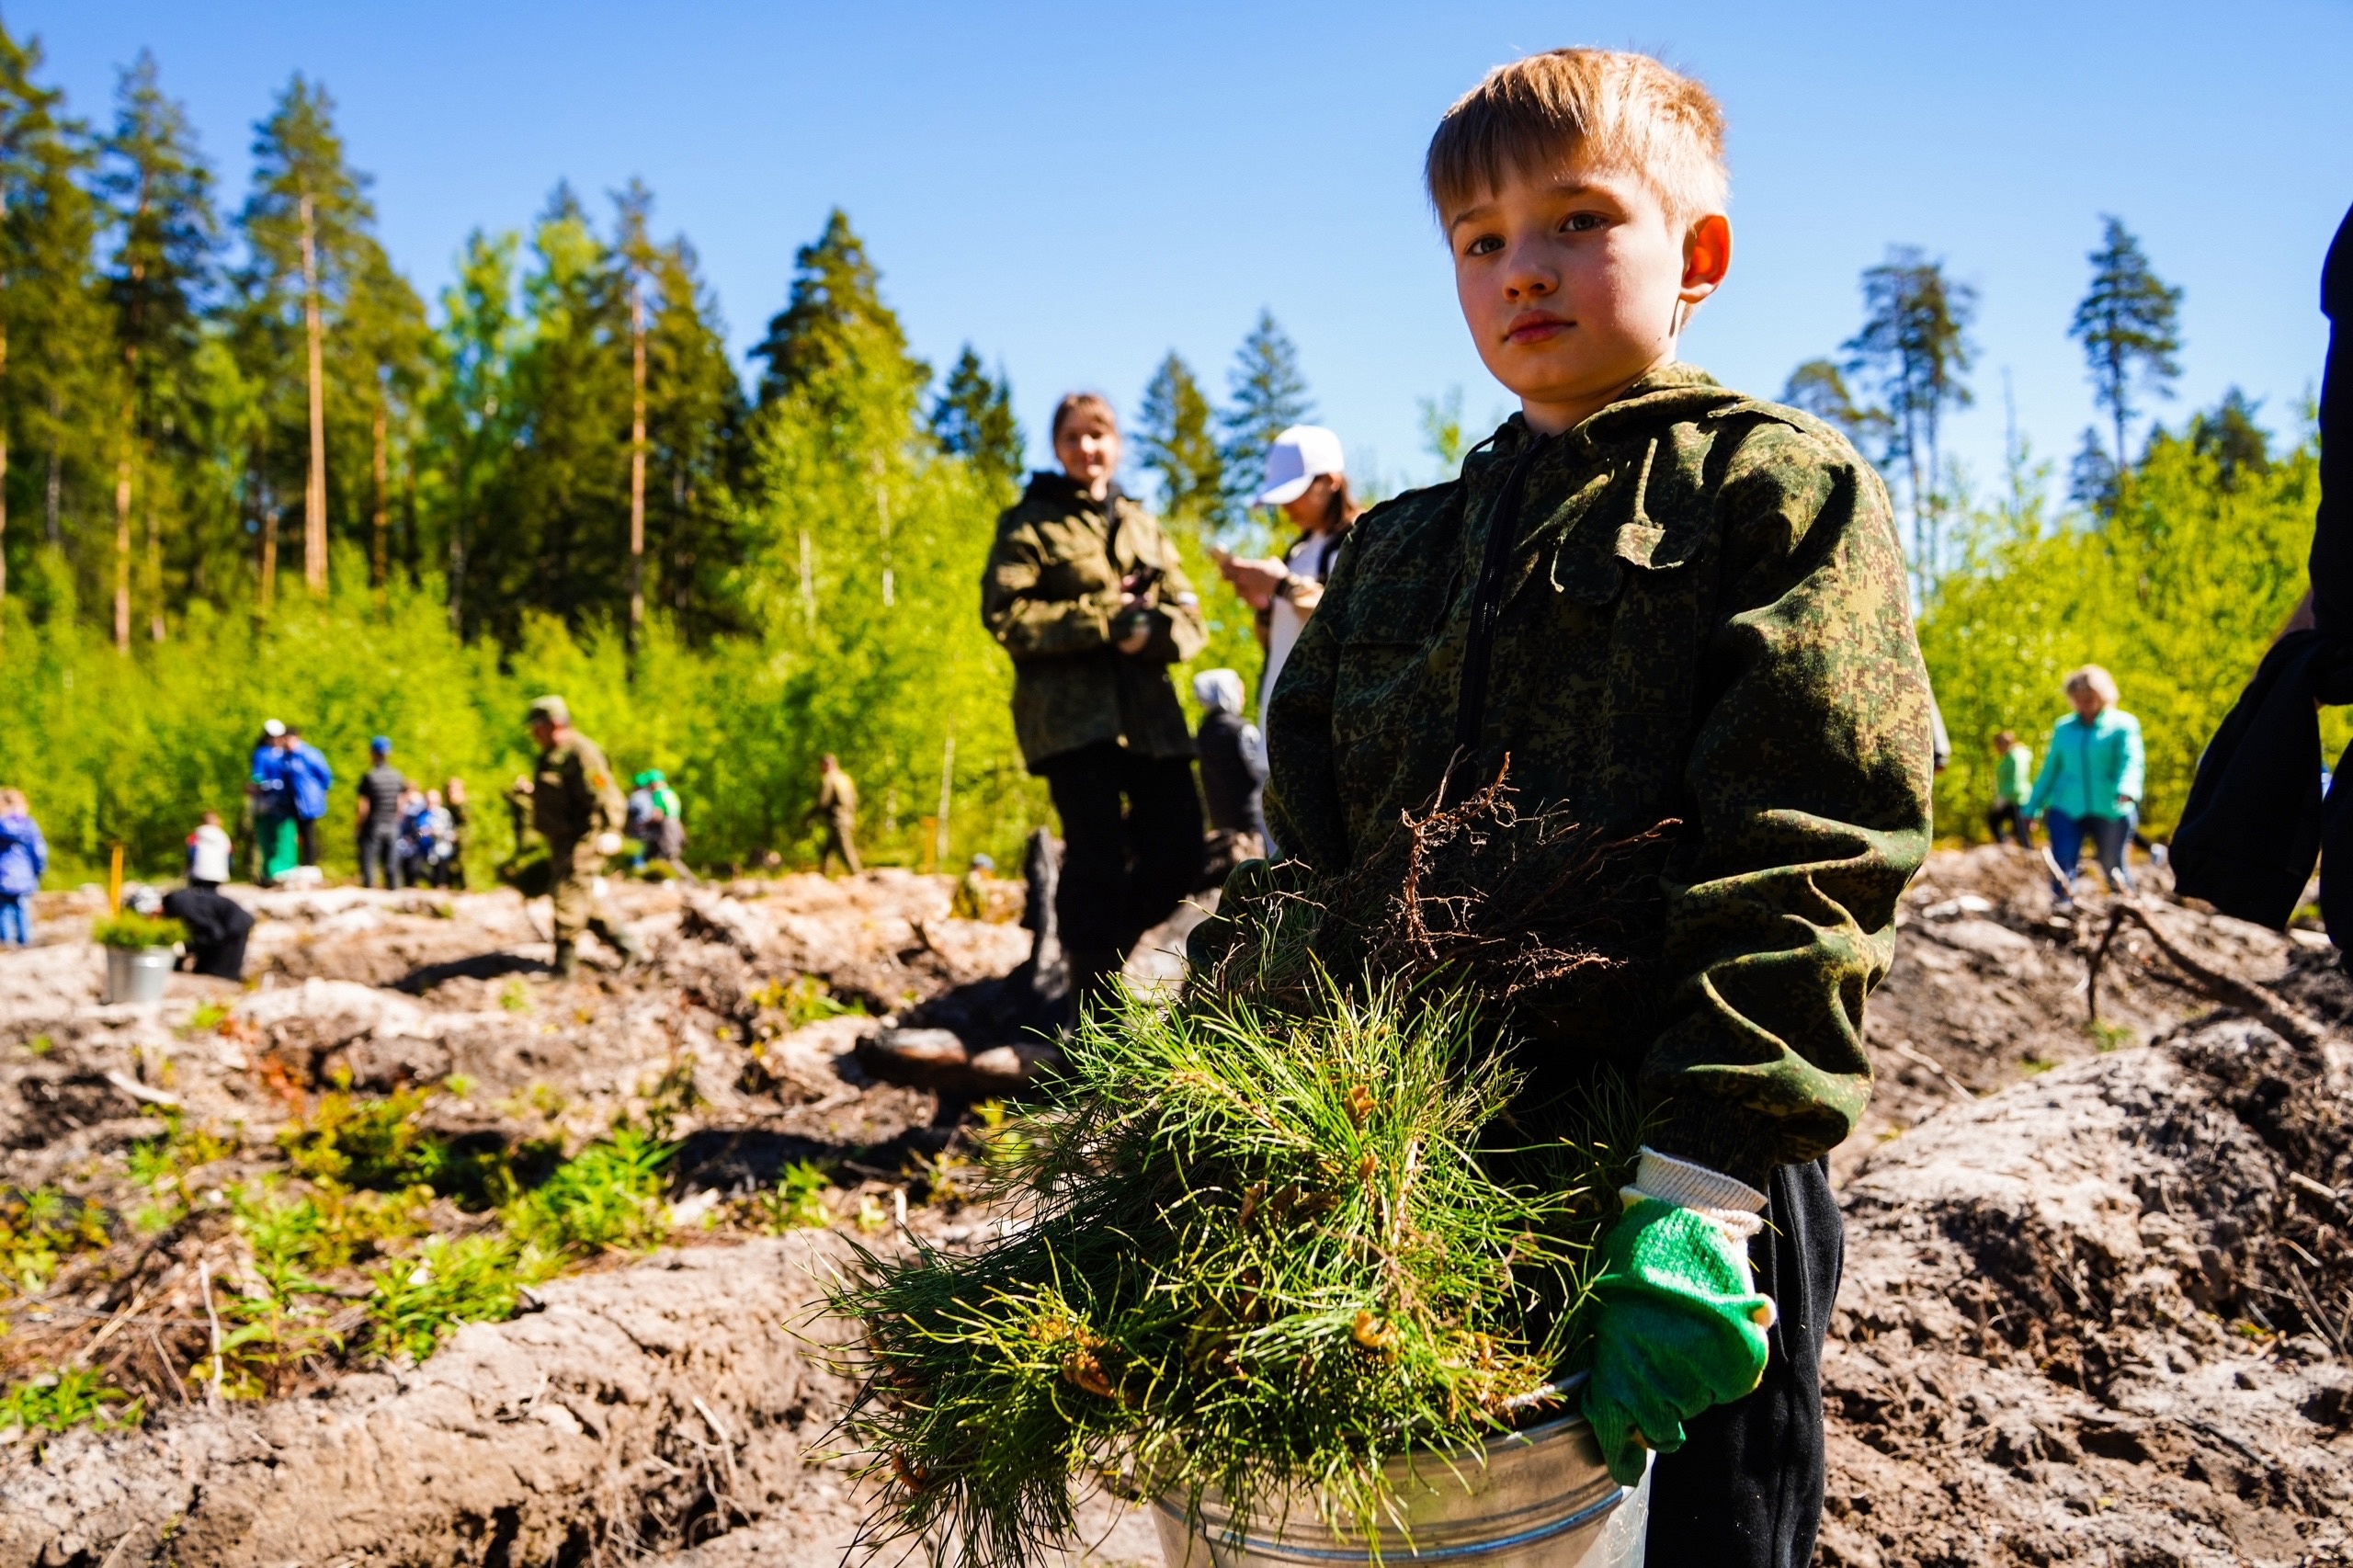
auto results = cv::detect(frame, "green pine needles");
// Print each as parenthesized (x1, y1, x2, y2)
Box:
(831, 979, 1643, 1567)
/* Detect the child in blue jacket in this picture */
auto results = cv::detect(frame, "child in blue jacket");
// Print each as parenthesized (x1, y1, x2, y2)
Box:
(0, 789, 50, 946)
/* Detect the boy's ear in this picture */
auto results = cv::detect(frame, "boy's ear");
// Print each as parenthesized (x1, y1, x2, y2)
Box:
(1682, 215, 1733, 301)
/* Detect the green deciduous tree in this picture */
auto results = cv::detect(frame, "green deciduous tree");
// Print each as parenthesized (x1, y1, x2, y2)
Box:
(2070, 216, 2182, 481)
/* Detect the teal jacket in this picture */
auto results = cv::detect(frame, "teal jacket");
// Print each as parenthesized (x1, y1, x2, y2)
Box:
(2025, 710, 2144, 821)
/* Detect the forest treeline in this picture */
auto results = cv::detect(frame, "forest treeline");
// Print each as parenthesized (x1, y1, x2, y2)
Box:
(0, 28, 2331, 880)
(0, 34, 1306, 879)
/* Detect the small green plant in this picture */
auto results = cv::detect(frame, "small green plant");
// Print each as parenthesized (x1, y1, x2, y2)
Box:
(2021, 1054, 2060, 1075)
(23, 1034, 53, 1057)
(278, 1088, 448, 1190)
(124, 1114, 239, 1190)
(498, 980, 531, 1013)
(751, 974, 867, 1032)
(184, 1000, 233, 1035)
(367, 1233, 561, 1363)
(0, 1368, 144, 1437)
(2088, 1019, 2134, 1052)
(752, 1160, 834, 1232)
(0, 1187, 112, 1293)
(91, 912, 188, 950)
(504, 1128, 675, 1256)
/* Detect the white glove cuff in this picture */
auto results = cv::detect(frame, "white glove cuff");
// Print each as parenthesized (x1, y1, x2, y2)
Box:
(1621, 1146, 1769, 1244)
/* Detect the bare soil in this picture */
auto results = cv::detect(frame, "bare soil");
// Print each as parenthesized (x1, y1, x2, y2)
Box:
(0, 846, 2346, 1566)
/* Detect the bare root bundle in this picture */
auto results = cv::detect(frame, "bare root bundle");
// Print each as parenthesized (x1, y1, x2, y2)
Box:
(1204, 761, 1676, 1048)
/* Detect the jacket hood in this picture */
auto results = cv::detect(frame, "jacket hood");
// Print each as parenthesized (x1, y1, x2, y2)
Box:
(1019, 471, 1122, 512)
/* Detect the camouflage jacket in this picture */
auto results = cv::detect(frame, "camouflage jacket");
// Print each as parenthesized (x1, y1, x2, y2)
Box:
(982, 472, 1208, 773)
(532, 733, 627, 848)
(1265, 365, 1933, 1182)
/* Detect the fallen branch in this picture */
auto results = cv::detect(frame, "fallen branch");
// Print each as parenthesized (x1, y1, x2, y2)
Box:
(2088, 900, 2330, 1053)
(1889, 1040, 1974, 1102)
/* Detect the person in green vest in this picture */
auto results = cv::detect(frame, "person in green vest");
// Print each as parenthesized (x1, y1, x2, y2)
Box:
(1986, 730, 2034, 847)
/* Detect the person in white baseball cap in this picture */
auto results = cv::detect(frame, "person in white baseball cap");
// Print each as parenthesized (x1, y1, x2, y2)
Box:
(1216, 425, 1362, 728)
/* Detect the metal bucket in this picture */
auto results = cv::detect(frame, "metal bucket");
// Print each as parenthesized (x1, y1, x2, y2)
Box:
(1154, 1404, 1649, 1567)
(103, 946, 176, 1006)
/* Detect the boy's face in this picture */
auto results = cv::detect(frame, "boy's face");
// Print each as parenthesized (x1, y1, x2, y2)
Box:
(1446, 152, 1730, 435)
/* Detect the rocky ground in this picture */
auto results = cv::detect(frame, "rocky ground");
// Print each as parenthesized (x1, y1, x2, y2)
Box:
(0, 846, 2346, 1565)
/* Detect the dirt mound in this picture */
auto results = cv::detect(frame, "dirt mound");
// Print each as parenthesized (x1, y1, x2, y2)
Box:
(1821, 1016, 2353, 1567)
(0, 1234, 858, 1566)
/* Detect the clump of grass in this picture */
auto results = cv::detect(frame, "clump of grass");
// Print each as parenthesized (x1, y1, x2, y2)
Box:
(0, 1367, 143, 1439)
(278, 1088, 448, 1190)
(505, 1127, 674, 1255)
(90, 911, 188, 949)
(0, 1187, 112, 1293)
(832, 980, 1640, 1568)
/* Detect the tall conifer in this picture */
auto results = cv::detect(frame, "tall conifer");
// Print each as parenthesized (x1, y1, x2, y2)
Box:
(2070, 217, 2183, 479)
(1219, 311, 1313, 523)
(1135, 351, 1225, 529)
(929, 345, 1023, 492)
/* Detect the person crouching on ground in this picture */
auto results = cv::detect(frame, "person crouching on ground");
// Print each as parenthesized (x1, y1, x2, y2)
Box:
(1204, 49, 1933, 1566)
(524, 696, 641, 977)
(2024, 665, 2145, 912)
(165, 810, 255, 980)
(982, 392, 1209, 1012)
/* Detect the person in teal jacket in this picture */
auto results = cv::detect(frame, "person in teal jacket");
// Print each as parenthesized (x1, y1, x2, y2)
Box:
(2023, 665, 2145, 909)
(1987, 730, 2034, 848)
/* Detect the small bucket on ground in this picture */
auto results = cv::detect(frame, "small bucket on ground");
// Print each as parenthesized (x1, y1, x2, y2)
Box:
(103, 946, 176, 1006)
(1154, 1399, 1650, 1568)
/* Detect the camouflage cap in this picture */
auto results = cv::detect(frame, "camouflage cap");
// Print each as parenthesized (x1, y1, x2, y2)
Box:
(526, 695, 570, 728)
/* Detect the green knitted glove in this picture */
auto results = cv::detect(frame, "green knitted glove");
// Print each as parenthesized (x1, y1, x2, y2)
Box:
(1580, 1150, 1778, 1486)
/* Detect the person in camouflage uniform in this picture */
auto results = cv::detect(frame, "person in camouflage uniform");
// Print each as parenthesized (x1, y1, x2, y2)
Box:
(808, 756, 862, 875)
(1196, 50, 1934, 1568)
(525, 696, 642, 977)
(983, 392, 1209, 1008)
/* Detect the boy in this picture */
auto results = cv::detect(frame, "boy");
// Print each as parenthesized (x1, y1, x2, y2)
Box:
(1245, 50, 1931, 1567)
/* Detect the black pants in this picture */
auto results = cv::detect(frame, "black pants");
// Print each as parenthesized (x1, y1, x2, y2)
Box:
(1040, 742, 1203, 959)
(359, 829, 404, 890)
(1648, 1157, 1840, 1568)
(1986, 801, 2032, 848)
(296, 816, 318, 867)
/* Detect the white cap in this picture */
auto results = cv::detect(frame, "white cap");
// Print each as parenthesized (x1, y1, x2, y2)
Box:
(1192, 668, 1245, 715)
(1254, 425, 1346, 507)
(262, 719, 286, 738)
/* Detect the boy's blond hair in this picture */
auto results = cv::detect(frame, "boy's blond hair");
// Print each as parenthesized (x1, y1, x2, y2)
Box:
(1425, 49, 1728, 228)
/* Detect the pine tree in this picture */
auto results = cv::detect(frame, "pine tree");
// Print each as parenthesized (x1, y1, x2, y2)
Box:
(929, 345, 1023, 492)
(643, 233, 750, 641)
(464, 184, 631, 641)
(1135, 351, 1225, 528)
(2187, 387, 2269, 491)
(1780, 358, 1886, 452)
(424, 228, 521, 634)
(2070, 217, 2183, 480)
(0, 24, 110, 620)
(236, 75, 421, 600)
(1220, 311, 1313, 520)
(746, 209, 916, 408)
(98, 50, 220, 643)
(1843, 248, 1976, 585)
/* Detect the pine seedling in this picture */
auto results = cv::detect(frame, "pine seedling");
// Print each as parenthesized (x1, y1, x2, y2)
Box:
(831, 976, 1644, 1568)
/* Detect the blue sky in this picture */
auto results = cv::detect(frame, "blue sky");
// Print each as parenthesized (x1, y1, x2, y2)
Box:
(16, 1, 2353, 501)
